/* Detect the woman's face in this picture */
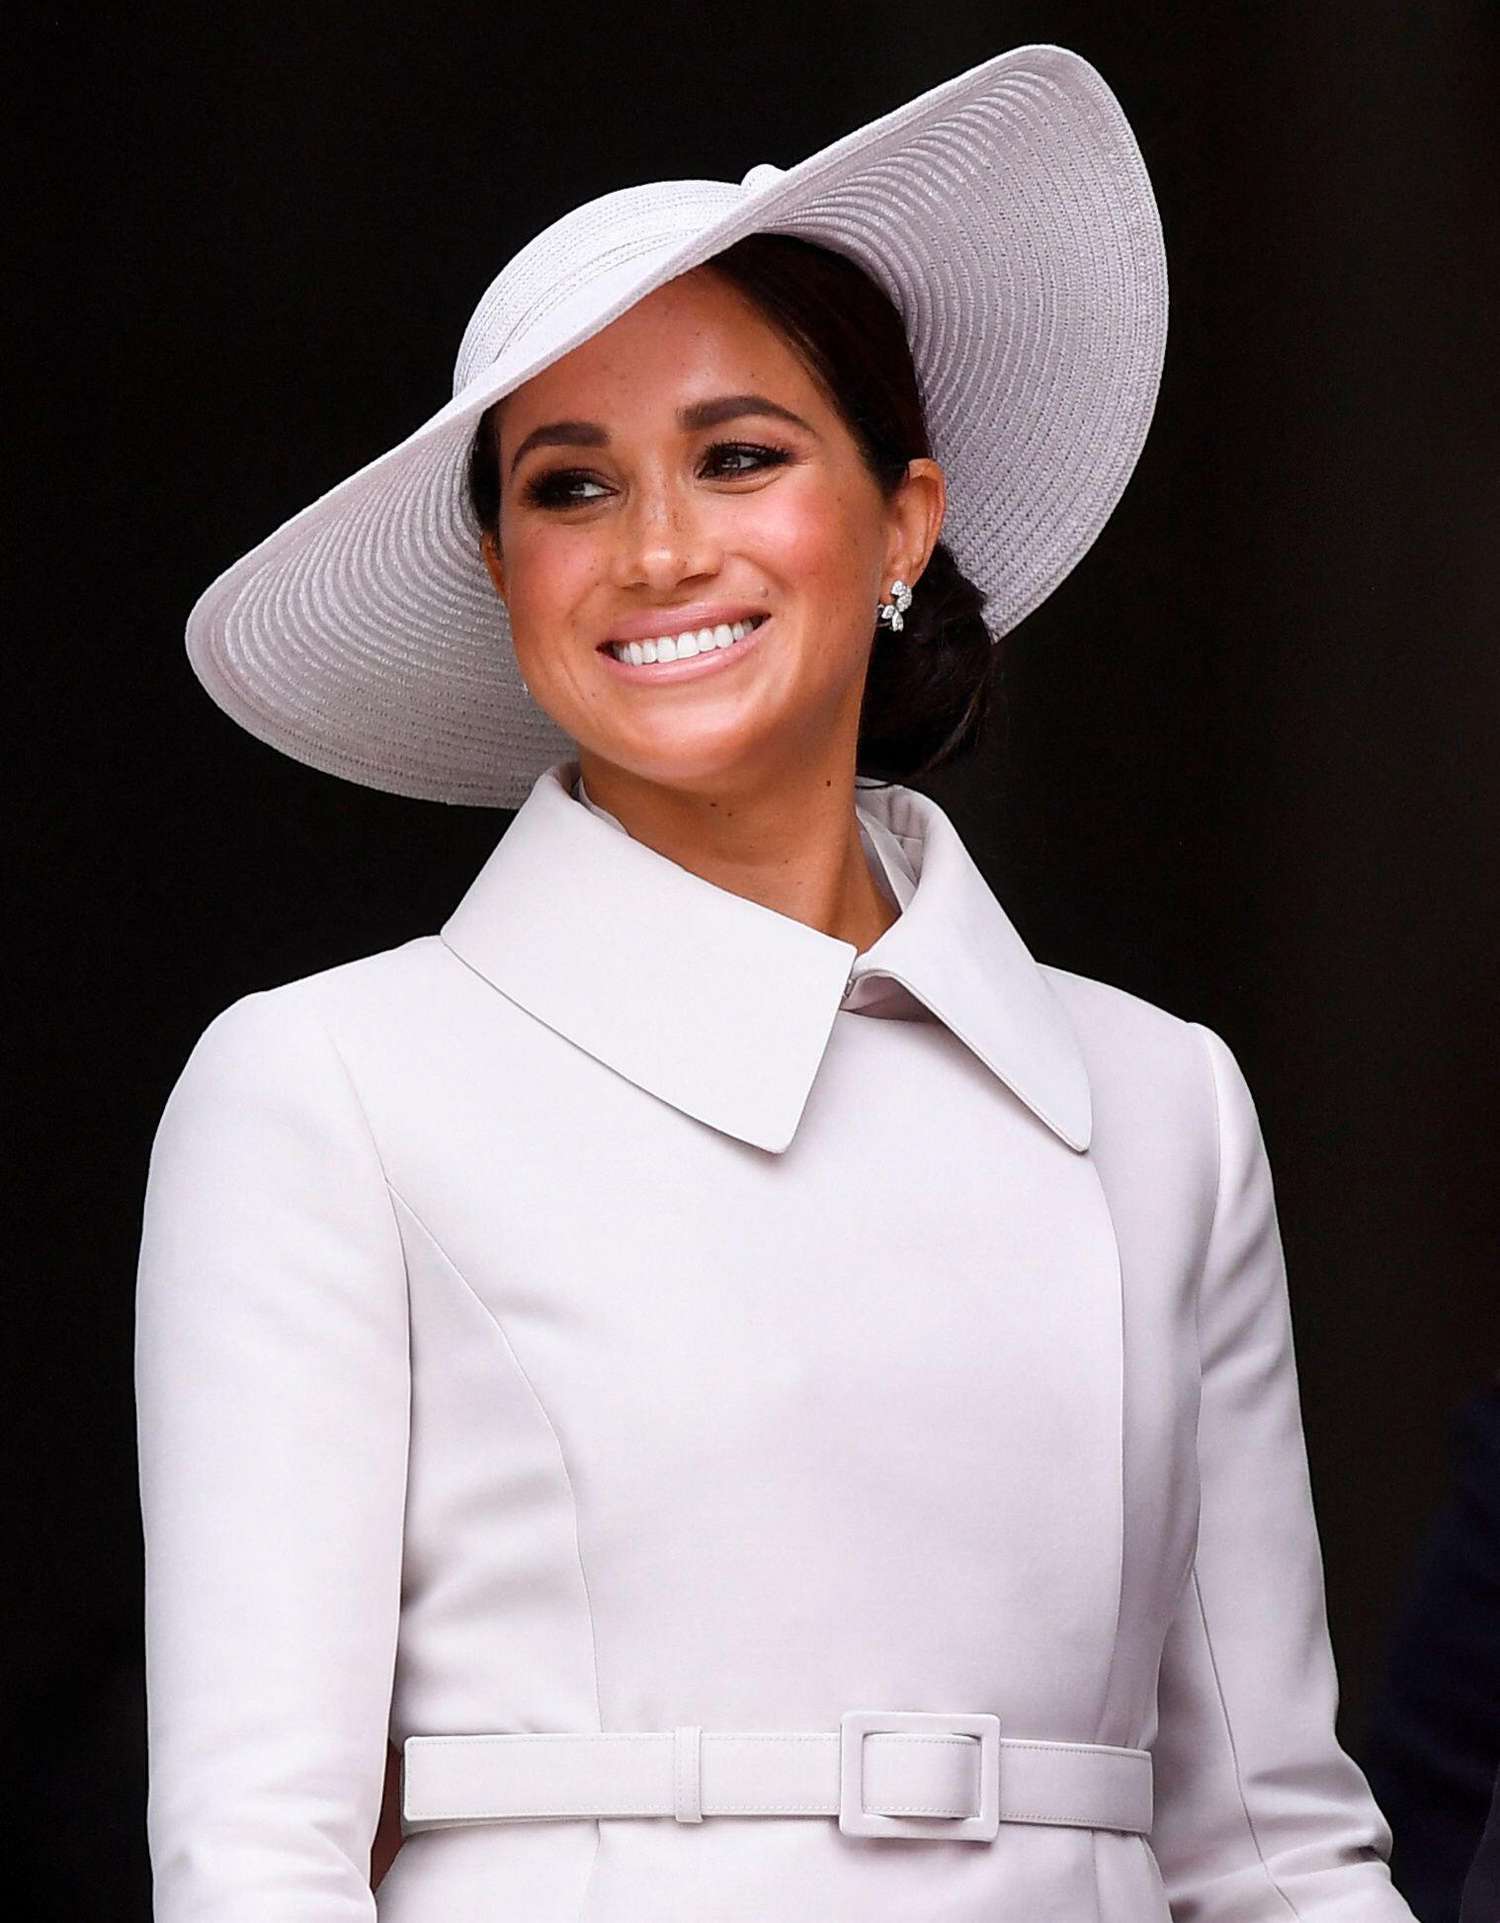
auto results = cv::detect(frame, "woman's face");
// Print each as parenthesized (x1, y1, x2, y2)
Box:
(480, 266, 943, 796)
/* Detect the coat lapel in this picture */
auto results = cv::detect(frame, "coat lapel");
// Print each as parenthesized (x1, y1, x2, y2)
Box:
(440, 757, 1093, 1157)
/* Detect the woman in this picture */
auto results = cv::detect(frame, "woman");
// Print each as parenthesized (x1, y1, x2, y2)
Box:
(134, 42, 1417, 1923)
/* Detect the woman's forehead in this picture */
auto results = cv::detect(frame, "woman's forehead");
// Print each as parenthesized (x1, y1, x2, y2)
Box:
(497, 270, 817, 436)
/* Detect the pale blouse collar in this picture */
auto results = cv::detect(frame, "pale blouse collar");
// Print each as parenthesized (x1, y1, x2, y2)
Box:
(573, 770, 926, 1023)
(441, 755, 1092, 1157)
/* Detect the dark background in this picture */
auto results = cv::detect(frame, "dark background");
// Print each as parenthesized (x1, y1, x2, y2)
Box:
(8, 3, 1497, 1916)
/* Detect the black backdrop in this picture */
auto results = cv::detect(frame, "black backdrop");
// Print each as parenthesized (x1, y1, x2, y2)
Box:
(9, 3, 1498, 1914)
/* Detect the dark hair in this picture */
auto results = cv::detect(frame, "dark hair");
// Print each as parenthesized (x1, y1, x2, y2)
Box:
(466, 231, 998, 786)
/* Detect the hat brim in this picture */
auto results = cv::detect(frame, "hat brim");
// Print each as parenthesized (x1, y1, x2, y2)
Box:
(185, 42, 1167, 808)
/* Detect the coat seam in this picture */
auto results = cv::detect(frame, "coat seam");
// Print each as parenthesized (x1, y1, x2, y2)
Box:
(1186, 1022, 1304, 1921)
(309, 1008, 411, 1289)
(381, 1174, 607, 1752)
(312, 1009, 416, 1774)
(1080, 1150, 1128, 1757)
(1186, 1572, 1303, 1921)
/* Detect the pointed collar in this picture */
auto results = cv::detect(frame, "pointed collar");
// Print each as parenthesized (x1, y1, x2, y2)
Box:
(440, 757, 1092, 1156)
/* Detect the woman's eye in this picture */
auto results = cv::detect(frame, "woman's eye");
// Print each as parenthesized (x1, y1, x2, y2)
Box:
(521, 441, 791, 510)
(702, 440, 793, 478)
(522, 471, 610, 509)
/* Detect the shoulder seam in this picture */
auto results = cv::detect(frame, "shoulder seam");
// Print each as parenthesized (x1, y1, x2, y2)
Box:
(305, 1003, 409, 1274)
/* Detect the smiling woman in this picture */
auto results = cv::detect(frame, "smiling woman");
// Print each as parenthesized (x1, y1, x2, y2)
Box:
(464, 232, 995, 797)
(138, 40, 1417, 1923)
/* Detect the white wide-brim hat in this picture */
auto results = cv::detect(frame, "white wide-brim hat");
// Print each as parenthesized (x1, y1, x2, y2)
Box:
(185, 42, 1167, 809)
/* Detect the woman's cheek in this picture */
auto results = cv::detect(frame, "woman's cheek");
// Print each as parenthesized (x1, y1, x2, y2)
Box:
(510, 525, 608, 633)
(731, 484, 855, 592)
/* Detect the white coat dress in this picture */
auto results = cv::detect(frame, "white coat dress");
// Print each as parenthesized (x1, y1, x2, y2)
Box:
(134, 753, 1417, 1922)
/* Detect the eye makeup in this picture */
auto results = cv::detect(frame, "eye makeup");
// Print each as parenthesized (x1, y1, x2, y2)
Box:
(520, 439, 795, 510)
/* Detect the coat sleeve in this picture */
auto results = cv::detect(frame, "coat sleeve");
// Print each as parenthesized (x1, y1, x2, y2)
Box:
(134, 987, 410, 1921)
(1149, 1022, 1416, 1921)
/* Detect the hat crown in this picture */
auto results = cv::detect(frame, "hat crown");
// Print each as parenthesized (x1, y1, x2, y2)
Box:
(453, 176, 747, 396)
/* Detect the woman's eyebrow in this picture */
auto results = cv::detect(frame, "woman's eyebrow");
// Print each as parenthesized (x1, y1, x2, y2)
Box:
(507, 393, 817, 478)
(679, 392, 816, 436)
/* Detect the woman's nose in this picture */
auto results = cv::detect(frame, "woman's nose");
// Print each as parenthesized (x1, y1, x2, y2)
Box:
(613, 476, 720, 589)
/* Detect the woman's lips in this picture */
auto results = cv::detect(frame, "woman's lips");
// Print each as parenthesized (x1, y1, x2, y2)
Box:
(596, 615, 771, 684)
(603, 603, 769, 645)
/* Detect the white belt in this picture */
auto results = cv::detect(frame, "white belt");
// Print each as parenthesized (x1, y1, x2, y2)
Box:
(402, 1709, 1153, 1842)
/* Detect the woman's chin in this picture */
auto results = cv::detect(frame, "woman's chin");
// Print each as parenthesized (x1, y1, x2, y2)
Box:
(577, 718, 786, 792)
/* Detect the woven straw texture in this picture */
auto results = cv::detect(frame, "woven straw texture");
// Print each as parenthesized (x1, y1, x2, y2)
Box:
(184, 43, 1167, 808)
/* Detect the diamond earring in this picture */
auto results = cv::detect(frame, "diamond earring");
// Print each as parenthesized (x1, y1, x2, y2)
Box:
(876, 578, 914, 632)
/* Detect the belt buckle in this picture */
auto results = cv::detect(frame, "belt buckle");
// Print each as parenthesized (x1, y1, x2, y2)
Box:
(838, 1708, 1001, 1841)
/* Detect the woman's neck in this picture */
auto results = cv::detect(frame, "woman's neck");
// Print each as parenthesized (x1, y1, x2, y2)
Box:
(575, 756, 900, 952)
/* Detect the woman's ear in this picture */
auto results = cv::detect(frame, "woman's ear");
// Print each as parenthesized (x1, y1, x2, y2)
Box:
(887, 457, 946, 590)
(480, 529, 507, 603)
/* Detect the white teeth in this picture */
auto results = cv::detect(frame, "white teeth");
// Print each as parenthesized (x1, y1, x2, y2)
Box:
(609, 617, 762, 665)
